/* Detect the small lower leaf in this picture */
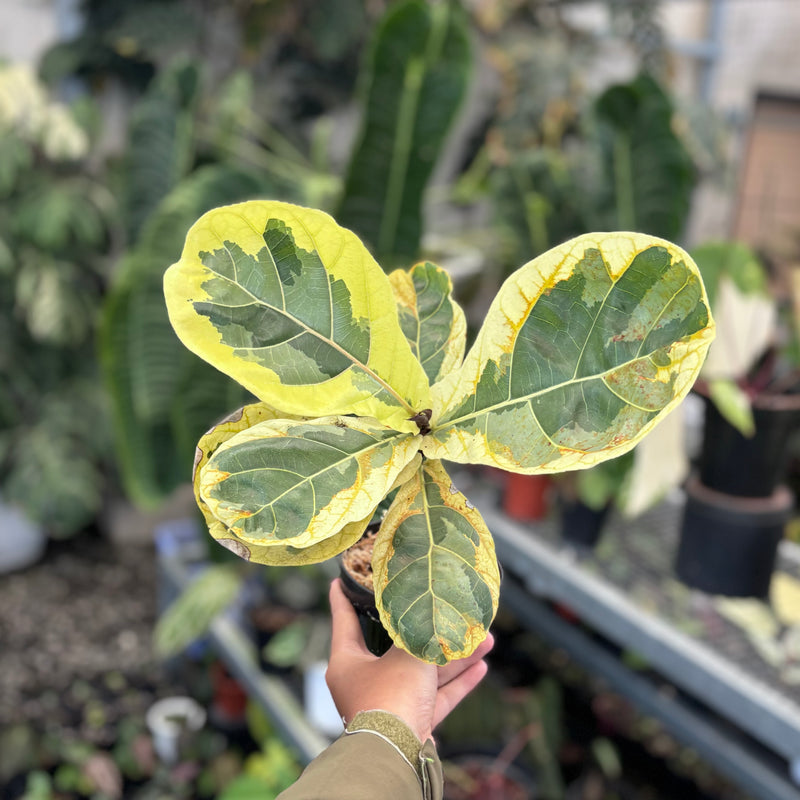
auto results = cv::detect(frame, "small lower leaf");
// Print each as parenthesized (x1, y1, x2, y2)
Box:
(198, 414, 421, 550)
(372, 459, 500, 664)
(194, 402, 379, 565)
(389, 261, 466, 384)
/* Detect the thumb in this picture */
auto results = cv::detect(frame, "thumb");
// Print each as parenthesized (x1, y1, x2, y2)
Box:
(329, 579, 371, 657)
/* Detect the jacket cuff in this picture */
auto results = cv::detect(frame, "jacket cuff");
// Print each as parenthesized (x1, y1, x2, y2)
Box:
(345, 711, 442, 798)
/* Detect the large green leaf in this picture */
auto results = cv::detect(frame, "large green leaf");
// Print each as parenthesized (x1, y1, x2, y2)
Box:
(389, 261, 466, 385)
(122, 60, 199, 241)
(198, 414, 421, 551)
(102, 253, 245, 509)
(593, 73, 695, 240)
(373, 459, 500, 665)
(425, 232, 715, 473)
(337, 0, 471, 266)
(164, 201, 431, 431)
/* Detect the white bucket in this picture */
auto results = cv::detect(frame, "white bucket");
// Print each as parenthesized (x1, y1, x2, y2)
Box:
(145, 696, 207, 764)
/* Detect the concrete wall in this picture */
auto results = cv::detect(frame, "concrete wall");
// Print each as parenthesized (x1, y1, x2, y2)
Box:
(714, 0, 800, 113)
(662, 0, 800, 245)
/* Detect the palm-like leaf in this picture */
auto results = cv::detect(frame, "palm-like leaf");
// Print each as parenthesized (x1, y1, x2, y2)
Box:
(337, 0, 471, 267)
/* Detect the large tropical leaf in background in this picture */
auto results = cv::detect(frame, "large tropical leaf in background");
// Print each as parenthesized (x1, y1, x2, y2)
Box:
(166, 200, 714, 662)
(593, 72, 695, 240)
(122, 59, 200, 242)
(337, 0, 472, 268)
(101, 165, 271, 508)
(490, 72, 696, 274)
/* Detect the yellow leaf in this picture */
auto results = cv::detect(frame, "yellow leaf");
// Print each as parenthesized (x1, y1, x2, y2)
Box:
(164, 201, 431, 432)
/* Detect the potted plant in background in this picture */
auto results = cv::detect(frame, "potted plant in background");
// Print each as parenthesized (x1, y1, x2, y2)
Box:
(557, 402, 691, 550)
(481, 68, 702, 552)
(676, 241, 799, 597)
(163, 199, 713, 664)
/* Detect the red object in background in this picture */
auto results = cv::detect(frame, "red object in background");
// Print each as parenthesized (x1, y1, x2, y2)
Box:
(210, 661, 248, 723)
(503, 473, 551, 521)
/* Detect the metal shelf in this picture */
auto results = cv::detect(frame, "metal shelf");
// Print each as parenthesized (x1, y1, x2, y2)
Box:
(501, 578, 799, 800)
(159, 555, 330, 765)
(475, 494, 800, 800)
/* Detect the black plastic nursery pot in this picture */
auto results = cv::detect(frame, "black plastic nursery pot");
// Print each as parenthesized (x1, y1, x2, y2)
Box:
(699, 393, 800, 497)
(675, 477, 793, 598)
(560, 500, 610, 549)
(339, 529, 394, 657)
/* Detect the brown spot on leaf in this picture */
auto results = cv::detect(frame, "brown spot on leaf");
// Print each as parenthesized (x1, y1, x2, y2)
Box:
(221, 407, 245, 425)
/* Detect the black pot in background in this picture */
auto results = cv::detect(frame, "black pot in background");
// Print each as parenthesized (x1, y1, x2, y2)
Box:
(675, 478, 793, 598)
(560, 500, 610, 549)
(250, 604, 300, 675)
(699, 394, 800, 497)
(338, 562, 394, 657)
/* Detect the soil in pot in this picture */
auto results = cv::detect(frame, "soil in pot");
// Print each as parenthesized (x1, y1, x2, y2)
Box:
(339, 527, 394, 657)
(560, 501, 610, 550)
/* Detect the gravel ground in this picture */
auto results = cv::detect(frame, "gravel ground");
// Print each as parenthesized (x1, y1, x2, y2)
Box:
(0, 534, 176, 740)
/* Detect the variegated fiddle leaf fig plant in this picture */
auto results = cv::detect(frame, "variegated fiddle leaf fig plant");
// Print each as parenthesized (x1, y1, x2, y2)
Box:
(164, 200, 715, 664)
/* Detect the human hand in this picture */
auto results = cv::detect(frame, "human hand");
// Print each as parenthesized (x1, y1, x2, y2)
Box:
(325, 579, 494, 743)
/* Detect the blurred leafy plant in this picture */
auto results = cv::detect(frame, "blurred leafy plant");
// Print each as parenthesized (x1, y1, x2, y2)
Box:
(336, 0, 472, 268)
(217, 739, 300, 800)
(152, 564, 243, 658)
(101, 0, 474, 509)
(100, 57, 338, 509)
(490, 71, 695, 276)
(0, 64, 116, 537)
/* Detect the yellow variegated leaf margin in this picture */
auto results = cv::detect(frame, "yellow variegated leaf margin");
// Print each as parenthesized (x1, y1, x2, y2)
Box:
(198, 414, 421, 551)
(255, 453, 424, 567)
(372, 459, 500, 665)
(425, 232, 715, 474)
(193, 406, 420, 566)
(164, 201, 431, 433)
(192, 402, 351, 564)
(389, 261, 467, 385)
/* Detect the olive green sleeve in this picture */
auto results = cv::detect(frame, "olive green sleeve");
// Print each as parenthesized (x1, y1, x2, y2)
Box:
(276, 711, 442, 800)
